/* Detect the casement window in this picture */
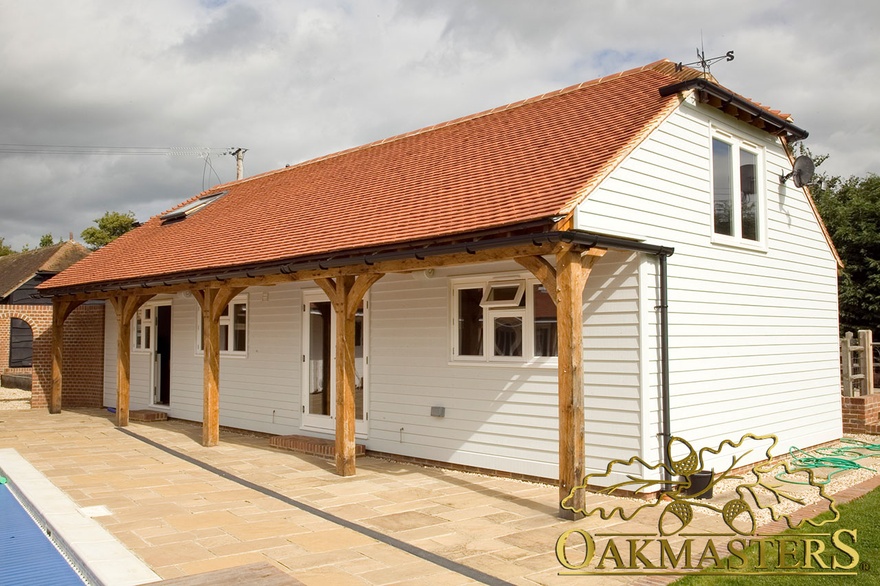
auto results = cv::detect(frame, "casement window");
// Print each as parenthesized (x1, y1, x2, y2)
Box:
(452, 278, 557, 362)
(133, 307, 153, 352)
(711, 131, 763, 244)
(196, 294, 248, 354)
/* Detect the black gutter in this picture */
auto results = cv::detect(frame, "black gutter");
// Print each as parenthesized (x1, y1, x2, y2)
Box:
(41, 229, 673, 296)
(659, 78, 809, 142)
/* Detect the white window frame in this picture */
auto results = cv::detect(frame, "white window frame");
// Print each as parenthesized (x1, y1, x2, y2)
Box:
(196, 293, 249, 356)
(132, 306, 153, 353)
(710, 127, 766, 250)
(480, 281, 526, 308)
(450, 275, 557, 365)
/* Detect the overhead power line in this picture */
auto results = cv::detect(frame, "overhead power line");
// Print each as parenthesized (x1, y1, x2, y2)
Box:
(0, 144, 238, 156)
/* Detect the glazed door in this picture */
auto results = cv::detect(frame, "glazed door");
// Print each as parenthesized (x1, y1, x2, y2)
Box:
(152, 304, 172, 406)
(301, 291, 368, 435)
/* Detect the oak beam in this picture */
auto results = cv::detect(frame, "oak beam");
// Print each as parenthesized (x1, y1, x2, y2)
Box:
(48, 242, 564, 303)
(49, 299, 85, 414)
(109, 294, 154, 427)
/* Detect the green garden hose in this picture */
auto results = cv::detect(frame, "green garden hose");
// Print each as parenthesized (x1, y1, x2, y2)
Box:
(775, 438, 878, 485)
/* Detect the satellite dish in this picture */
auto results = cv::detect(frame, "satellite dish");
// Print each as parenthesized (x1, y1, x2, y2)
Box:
(780, 155, 815, 187)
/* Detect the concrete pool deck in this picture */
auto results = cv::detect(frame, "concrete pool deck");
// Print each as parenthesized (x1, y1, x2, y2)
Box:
(0, 408, 879, 585)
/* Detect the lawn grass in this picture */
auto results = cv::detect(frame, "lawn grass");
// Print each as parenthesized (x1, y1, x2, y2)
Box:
(672, 485, 880, 585)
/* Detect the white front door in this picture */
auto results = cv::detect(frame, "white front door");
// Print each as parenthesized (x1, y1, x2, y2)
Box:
(301, 290, 369, 435)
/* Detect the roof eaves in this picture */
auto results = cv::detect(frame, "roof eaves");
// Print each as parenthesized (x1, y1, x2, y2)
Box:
(39, 229, 675, 297)
(659, 77, 808, 142)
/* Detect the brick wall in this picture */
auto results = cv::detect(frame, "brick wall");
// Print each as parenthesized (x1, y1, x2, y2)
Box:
(841, 394, 880, 435)
(0, 304, 105, 408)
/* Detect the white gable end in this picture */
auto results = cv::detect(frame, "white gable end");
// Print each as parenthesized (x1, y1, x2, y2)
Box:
(575, 101, 841, 474)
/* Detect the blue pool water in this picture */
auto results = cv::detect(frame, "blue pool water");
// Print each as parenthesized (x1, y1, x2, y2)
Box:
(0, 483, 86, 585)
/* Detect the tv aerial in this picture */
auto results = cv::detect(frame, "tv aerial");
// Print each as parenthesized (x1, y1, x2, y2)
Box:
(779, 156, 815, 188)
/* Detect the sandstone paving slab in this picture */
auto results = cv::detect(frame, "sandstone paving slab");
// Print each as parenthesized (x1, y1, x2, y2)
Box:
(366, 510, 445, 532)
(353, 541, 428, 568)
(356, 560, 463, 585)
(436, 503, 509, 522)
(149, 530, 209, 546)
(271, 547, 366, 572)
(177, 551, 271, 577)
(498, 525, 572, 553)
(165, 509, 244, 531)
(222, 519, 311, 541)
(112, 529, 152, 550)
(206, 535, 294, 557)
(190, 533, 242, 550)
(322, 503, 393, 521)
(134, 540, 214, 567)
(286, 527, 378, 553)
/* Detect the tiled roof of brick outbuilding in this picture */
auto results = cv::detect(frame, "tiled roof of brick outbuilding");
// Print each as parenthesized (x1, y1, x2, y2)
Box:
(1, 241, 89, 300)
(40, 60, 777, 293)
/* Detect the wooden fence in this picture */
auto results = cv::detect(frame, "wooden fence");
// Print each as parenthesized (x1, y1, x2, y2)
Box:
(840, 330, 877, 396)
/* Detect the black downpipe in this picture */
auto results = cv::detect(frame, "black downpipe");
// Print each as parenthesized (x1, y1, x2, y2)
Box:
(658, 253, 672, 490)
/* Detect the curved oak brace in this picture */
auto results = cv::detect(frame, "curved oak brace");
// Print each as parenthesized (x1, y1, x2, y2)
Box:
(514, 256, 557, 301)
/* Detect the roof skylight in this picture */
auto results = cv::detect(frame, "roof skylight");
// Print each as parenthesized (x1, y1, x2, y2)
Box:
(160, 191, 227, 223)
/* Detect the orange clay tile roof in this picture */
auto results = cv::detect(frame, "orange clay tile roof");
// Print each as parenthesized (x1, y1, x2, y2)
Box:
(42, 60, 739, 292)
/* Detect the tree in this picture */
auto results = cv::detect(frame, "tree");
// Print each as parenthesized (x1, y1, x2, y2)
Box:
(811, 168, 880, 333)
(0, 237, 13, 257)
(39, 233, 56, 248)
(81, 211, 137, 250)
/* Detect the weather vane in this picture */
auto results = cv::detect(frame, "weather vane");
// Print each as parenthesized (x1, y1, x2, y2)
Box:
(675, 45, 734, 76)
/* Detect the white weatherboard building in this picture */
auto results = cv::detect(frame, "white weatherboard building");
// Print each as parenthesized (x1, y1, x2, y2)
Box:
(41, 60, 841, 513)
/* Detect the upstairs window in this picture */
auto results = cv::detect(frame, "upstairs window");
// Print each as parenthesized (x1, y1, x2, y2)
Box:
(712, 133, 763, 244)
(452, 277, 556, 363)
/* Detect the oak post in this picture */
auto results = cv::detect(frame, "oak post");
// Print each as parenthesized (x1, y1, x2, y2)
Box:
(335, 275, 357, 476)
(315, 273, 384, 476)
(193, 286, 244, 447)
(202, 289, 221, 447)
(555, 247, 602, 519)
(109, 295, 152, 427)
(50, 299, 83, 414)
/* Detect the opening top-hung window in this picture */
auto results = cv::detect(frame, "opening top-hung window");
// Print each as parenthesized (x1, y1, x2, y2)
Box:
(453, 278, 557, 363)
(712, 132, 762, 244)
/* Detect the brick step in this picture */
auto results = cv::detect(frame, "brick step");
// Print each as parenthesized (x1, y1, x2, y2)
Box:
(129, 410, 168, 422)
(268, 434, 365, 459)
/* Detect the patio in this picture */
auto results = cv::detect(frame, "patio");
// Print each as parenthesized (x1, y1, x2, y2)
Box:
(1, 408, 878, 585)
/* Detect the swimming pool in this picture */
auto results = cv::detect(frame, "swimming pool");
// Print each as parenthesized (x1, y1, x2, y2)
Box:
(0, 448, 160, 585)
(1, 481, 87, 584)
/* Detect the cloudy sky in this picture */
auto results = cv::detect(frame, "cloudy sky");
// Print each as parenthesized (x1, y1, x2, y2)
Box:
(1, 0, 878, 250)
